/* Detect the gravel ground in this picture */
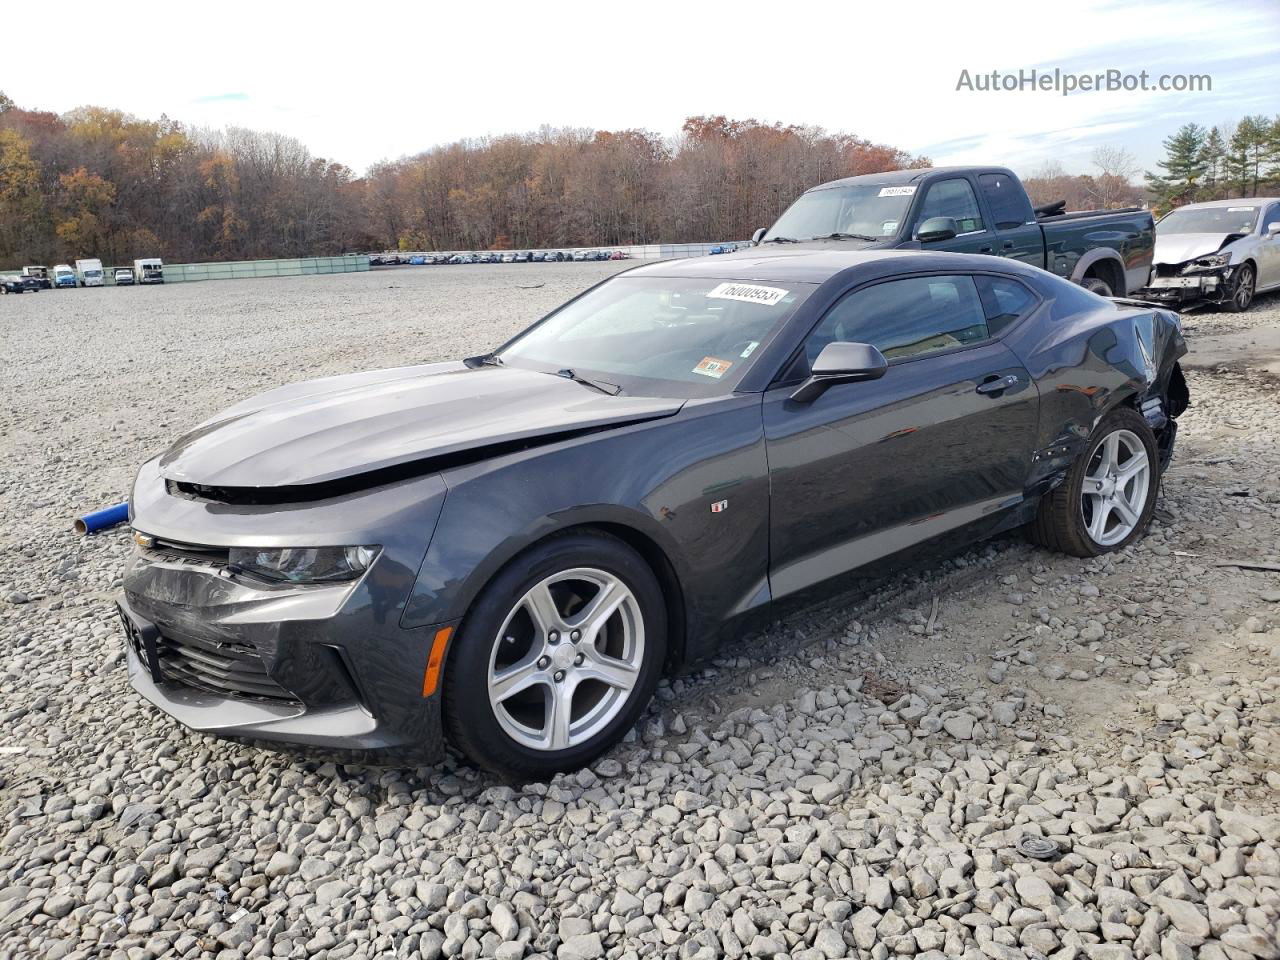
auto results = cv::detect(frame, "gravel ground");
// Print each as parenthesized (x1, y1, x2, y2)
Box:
(1, 267, 1278, 960)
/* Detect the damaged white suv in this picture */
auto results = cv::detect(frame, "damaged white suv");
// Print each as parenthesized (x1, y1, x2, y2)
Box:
(1141, 198, 1280, 311)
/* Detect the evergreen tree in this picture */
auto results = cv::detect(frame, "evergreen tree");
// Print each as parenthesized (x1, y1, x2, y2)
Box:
(1234, 115, 1275, 196)
(1198, 127, 1227, 200)
(1145, 123, 1207, 206)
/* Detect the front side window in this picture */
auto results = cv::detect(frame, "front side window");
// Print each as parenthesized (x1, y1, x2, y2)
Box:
(1261, 203, 1280, 234)
(978, 173, 1034, 229)
(803, 274, 990, 365)
(500, 276, 814, 397)
(915, 178, 985, 235)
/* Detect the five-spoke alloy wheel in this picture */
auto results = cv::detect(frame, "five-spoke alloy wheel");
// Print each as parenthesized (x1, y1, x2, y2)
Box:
(1031, 406, 1160, 557)
(487, 568, 645, 752)
(1079, 428, 1150, 547)
(444, 531, 665, 779)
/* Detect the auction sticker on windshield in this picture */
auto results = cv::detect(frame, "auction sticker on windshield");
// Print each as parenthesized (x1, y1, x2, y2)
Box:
(692, 356, 733, 379)
(707, 282, 789, 306)
(878, 186, 916, 197)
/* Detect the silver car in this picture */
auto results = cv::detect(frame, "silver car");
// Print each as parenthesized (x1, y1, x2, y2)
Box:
(1141, 197, 1280, 311)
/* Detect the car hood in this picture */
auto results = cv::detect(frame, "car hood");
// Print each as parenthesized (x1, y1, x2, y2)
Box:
(158, 361, 684, 488)
(1152, 232, 1241, 266)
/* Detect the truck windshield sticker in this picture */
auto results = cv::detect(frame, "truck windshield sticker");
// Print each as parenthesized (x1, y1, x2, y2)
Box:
(706, 282, 789, 306)
(878, 186, 916, 197)
(692, 356, 733, 379)
(1227, 206, 1256, 212)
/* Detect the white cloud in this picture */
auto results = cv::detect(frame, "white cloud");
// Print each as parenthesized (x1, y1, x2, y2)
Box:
(3, 0, 1276, 176)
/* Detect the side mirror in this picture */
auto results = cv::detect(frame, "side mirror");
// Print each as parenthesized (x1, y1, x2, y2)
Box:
(1267, 222, 1280, 237)
(751, 227, 767, 246)
(790, 341, 888, 403)
(916, 216, 958, 242)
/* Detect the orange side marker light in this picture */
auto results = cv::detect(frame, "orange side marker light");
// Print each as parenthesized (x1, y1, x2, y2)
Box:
(422, 626, 454, 697)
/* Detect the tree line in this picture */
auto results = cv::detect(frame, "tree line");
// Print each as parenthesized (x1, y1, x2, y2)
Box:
(1142, 116, 1280, 211)
(0, 92, 926, 266)
(4, 86, 1278, 268)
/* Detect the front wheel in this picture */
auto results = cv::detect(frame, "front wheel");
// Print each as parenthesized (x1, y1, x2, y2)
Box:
(1223, 263, 1254, 313)
(443, 531, 666, 779)
(1030, 407, 1159, 557)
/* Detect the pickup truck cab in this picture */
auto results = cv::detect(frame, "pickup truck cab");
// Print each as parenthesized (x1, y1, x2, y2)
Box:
(754, 166, 1154, 297)
(21, 266, 52, 290)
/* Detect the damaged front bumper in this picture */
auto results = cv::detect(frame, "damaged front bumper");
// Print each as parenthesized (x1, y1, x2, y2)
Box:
(118, 457, 452, 762)
(1139, 264, 1237, 307)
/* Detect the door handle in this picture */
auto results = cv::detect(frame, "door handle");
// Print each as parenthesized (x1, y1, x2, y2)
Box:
(979, 246, 993, 254)
(976, 374, 1020, 395)
(1002, 241, 1014, 249)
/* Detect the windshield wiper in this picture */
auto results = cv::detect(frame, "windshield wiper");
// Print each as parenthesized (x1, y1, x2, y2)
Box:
(808, 232, 879, 241)
(480, 353, 504, 366)
(761, 236, 799, 244)
(546, 368, 623, 396)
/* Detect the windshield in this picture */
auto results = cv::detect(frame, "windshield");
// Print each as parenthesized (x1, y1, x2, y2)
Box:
(1159, 206, 1258, 235)
(498, 276, 813, 398)
(763, 184, 915, 241)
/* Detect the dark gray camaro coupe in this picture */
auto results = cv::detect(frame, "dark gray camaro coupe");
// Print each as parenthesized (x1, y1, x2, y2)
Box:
(119, 249, 1188, 777)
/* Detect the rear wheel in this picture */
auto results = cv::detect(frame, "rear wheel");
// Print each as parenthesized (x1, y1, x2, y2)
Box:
(1223, 263, 1255, 313)
(1082, 276, 1113, 297)
(443, 531, 666, 779)
(1030, 407, 1159, 557)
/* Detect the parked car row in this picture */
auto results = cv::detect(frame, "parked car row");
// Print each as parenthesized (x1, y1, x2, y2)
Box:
(2, 259, 165, 292)
(370, 249, 629, 267)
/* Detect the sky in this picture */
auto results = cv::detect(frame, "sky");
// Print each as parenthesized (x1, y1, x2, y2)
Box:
(4, 0, 1278, 178)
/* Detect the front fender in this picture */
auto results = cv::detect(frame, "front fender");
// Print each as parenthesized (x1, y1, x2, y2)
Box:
(400, 397, 772, 662)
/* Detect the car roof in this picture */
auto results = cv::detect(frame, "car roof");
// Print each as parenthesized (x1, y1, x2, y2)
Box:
(624, 248, 1047, 285)
(802, 165, 1015, 192)
(1172, 197, 1280, 210)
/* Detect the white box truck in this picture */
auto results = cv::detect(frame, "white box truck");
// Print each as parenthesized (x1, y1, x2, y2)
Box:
(74, 258, 105, 287)
(133, 258, 164, 284)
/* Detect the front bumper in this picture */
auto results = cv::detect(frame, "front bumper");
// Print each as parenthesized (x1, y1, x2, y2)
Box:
(121, 458, 452, 761)
(1139, 269, 1231, 306)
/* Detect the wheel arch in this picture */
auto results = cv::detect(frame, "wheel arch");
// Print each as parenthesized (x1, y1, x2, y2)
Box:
(1073, 249, 1127, 296)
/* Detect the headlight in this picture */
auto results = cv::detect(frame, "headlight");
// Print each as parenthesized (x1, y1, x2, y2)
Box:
(227, 545, 379, 584)
(1182, 253, 1229, 273)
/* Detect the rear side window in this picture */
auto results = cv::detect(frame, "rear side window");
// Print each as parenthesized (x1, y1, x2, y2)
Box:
(804, 274, 989, 364)
(915, 178, 985, 235)
(975, 275, 1039, 334)
(978, 174, 1035, 229)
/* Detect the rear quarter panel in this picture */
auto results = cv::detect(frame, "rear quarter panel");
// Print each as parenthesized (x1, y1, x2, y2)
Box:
(1042, 211, 1155, 292)
(1002, 283, 1185, 493)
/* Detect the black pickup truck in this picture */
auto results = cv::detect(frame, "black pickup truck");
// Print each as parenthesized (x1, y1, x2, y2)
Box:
(752, 166, 1154, 297)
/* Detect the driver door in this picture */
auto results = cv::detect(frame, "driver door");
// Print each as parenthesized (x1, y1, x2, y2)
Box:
(763, 273, 1039, 599)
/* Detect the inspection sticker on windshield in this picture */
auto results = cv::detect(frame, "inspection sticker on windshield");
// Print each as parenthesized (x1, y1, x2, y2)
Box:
(692, 356, 733, 379)
(707, 282, 789, 306)
(878, 186, 916, 197)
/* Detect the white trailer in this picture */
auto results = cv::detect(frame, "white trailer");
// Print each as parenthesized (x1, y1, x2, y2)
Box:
(133, 258, 164, 284)
(74, 258, 105, 287)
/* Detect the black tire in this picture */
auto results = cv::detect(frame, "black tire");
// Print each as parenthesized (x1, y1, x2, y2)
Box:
(1030, 406, 1159, 558)
(443, 530, 666, 779)
(1082, 276, 1113, 297)
(1222, 262, 1255, 313)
